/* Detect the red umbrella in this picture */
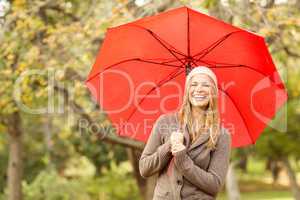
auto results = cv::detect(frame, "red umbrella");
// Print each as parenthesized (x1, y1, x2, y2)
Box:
(85, 6, 288, 148)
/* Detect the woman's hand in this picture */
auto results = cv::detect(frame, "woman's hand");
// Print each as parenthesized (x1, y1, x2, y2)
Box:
(170, 131, 186, 155)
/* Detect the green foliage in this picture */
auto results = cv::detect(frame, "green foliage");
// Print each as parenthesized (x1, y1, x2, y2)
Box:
(0, 160, 140, 200)
(23, 170, 92, 200)
(0, 0, 134, 196)
(98, 160, 141, 200)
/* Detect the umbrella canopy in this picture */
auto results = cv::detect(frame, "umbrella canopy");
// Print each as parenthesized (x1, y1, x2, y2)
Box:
(85, 6, 288, 148)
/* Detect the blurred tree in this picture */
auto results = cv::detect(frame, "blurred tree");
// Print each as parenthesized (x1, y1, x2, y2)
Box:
(0, 0, 142, 199)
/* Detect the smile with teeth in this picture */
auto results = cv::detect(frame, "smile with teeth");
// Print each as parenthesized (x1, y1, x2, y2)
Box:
(192, 94, 208, 101)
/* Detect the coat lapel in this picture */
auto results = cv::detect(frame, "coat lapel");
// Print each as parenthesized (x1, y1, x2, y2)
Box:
(188, 130, 210, 151)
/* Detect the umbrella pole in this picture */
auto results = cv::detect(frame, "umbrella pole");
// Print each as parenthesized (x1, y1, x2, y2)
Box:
(186, 62, 192, 76)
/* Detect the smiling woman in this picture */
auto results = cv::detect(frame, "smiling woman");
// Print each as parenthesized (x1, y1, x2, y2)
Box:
(183, 67, 219, 146)
(139, 66, 232, 200)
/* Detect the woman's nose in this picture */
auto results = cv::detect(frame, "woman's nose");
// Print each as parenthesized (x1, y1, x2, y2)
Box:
(195, 85, 203, 92)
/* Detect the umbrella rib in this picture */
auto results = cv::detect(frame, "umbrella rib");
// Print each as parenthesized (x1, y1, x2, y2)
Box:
(193, 31, 242, 61)
(127, 24, 187, 65)
(198, 60, 281, 89)
(190, 59, 198, 67)
(125, 68, 185, 123)
(146, 30, 186, 65)
(203, 60, 268, 76)
(137, 58, 184, 68)
(187, 7, 191, 57)
(218, 86, 255, 144)
(161, 57, 187, 64)
(147, 57, 188, 65)
(86, 58, 182, 82)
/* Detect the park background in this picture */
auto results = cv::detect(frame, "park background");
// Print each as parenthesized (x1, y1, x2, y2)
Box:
(0, 0, 300, 200)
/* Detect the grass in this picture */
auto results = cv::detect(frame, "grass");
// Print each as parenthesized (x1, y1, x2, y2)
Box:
(216, 157, 300, 200)
(218, 190, 292, 200)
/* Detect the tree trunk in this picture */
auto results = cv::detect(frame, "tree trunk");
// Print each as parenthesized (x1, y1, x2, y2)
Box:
(7, 112, 23, 200)
(43, 114, 53, 165)
(225, 162, 241, 200)
(281, 157, 300, 200)
(266, 158, 282, 184)
(126, 148, 157, 200)
(236, 154, 248, 172)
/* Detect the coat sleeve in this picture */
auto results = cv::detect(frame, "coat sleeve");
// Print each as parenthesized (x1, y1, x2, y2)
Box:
(173, 128, 232, 196)
(139, 114, 173, 178)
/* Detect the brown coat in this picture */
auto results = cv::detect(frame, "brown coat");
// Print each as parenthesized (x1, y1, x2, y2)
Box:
(139, 112, 232, 200)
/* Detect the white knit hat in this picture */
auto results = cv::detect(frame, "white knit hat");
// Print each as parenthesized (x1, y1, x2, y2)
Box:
(185, 66, 218, 92)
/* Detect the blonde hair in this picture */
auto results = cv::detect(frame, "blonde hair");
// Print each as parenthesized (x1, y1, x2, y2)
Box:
(177, 74, 221, 150)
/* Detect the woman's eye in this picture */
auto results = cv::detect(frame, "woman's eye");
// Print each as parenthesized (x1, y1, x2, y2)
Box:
(190, 83, 210, 87)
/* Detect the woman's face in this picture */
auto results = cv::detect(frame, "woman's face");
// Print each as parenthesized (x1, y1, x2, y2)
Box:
(188, 73, 214, 109)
